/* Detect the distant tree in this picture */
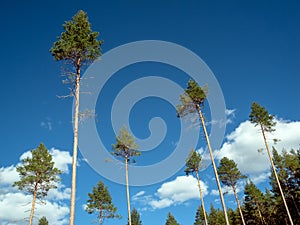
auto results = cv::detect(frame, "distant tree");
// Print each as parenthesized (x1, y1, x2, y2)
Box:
(194, 205, 207, 225)
(50, 10, 103, 225)
(38, 216, 48, 225)
(208, 204, 226, 225)
(127, 208, 142, 225)
(249, 102, 294, 225)
(177, 80, 229, 225)
(217, 157, 247, 225)
(165, 212, 180, 225)
(243, 181, 268, 225)
(86, 181, 120, 225)
(13, 143, 61, 225)
(185, 149, 208, 225)
(112, 126, 140, 225)
(270, 148, 300, 224)
(227, 208, 242, 225)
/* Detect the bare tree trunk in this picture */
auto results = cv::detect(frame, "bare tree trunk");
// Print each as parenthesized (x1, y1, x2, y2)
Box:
(196, 105, 230, 225)
(195, 171, 208, 225)
(125, 158, 131, 225)
(232, 183, 246, 225)
(99, 206, 103, 225)
(69, 58, 81, 225)
(28, 182, 38, 225)
(260, 124, 294, 225)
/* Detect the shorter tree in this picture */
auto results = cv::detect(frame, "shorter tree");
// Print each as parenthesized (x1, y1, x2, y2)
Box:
(38, 216, 48, 225)
(127, 208, 142, 225)
(194, 205, 207, 225)
(165, 212, 180, 225)
(112, 126, 140, 225)
(185, 149, 208, 225)
(13, 143, 61, 225)
(218, 157, 247, 225)
(86, 181, 120, 225)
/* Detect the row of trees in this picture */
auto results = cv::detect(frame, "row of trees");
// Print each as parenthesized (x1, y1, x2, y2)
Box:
(12, 9, 299, 225)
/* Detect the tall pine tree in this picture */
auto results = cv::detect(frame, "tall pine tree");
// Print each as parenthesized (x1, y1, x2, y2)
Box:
(249, 102, 294, 225)
(112, 126, 140, 225)
(177, 80, 229, 225)
(50, 10, 103, 225)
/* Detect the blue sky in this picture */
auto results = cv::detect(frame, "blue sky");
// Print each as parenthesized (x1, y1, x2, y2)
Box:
(0, 0, 300, 224)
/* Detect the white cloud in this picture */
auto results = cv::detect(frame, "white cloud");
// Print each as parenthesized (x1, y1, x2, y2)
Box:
(217, 119, 300, 179)
(0, 148, 71, 225)
(0, 166, 19, 185)
(49, 148, 72, 173)
(148, 176, 208, 209)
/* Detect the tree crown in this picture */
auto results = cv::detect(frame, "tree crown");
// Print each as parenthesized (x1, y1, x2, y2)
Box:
(13, 143, 62, 199)
(184, 149, 202, 175)
(218, 157, 246, 187)
(112, 126, 140, 161)
(177, 80, 208, 118)
(50, 10, 103, 66)
(249, 102, 276, 132)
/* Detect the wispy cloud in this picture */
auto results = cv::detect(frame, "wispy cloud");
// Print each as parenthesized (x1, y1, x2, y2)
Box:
(40, 117, 53, 131)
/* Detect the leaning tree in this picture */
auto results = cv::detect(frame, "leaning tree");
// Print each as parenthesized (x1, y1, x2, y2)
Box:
(185, 149, 208, 225)
(177, 80, 229, 225)
(249, 102, 294, 225)
(50, 10, 103, 225)
(218, 157, 247, 225)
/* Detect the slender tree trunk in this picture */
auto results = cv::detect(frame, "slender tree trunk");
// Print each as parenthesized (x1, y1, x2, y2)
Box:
(28, 182, 38, 225)
(291, 195, 300, 217)
(260, 124, 294, 225)
(196, 105, 230, 225)
(255, 200, 267, 225)
(99, 206, 103, 225)
(232, 183, 246, 225)
(125, 157, 131, 225)
(195, 171, 208, 225)
(69, 58, 81, 225)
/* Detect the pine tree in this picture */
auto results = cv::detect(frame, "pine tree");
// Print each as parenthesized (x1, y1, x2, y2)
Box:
(127, 208, 142, 225)
(38, 216, 48, 225)
(243, 181, 268, 225)
(194, 205, 207, 225)
(86, 181, 120, 225)
(165, 212, 180, 225)
(217, 157, 247, 225)
(13, 143, 61, 225)
(185, 149, 208, 225)
(249, 102, 294, 225)
(177, 80, 229, 225)
(112, 126, 140, 225)
(50, 10, 103, 225)
(208, 204, 226, 225)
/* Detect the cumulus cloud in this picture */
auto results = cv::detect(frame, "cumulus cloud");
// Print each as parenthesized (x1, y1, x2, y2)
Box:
(133, 176, 208, 210)
(0, 148, 71, 225)
(217, 119, 300, 179)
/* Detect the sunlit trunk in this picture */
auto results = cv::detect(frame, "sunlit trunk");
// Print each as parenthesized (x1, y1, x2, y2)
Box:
(125, 157, 131, 225)
(232, 182, 246, 225)
(260, 123, 294, 225)
(28, 182, 38, 225)
(195, 171, 208, 225)
(70, 58, 81, 225)
(196, 105, 230, 225)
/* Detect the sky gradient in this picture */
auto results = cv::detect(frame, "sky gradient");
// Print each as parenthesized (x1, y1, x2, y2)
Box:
(0, 1, 300, 224)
